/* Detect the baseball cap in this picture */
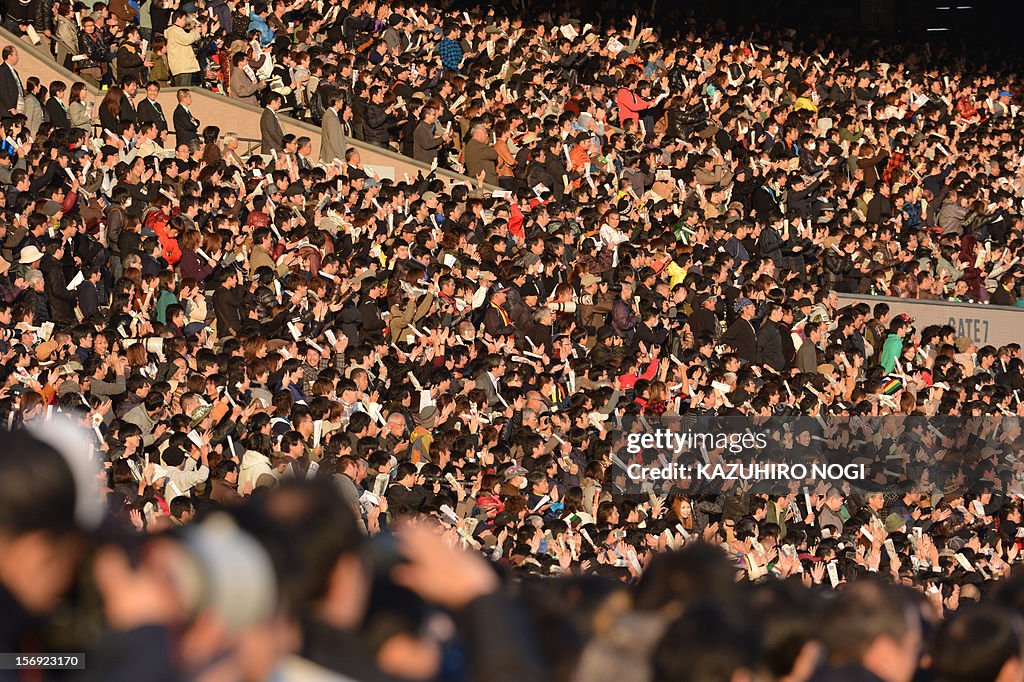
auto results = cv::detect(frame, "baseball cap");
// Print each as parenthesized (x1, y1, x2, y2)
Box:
(183, 322, 212, 338)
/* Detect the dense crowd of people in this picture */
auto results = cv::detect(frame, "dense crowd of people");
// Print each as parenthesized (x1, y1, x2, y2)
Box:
(3, 0, 1024, 679)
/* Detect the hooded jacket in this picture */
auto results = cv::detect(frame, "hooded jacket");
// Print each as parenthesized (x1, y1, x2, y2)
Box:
(237, 449, 274, 493)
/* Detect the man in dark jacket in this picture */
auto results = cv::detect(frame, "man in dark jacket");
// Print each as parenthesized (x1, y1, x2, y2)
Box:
(757, 216, 785, 269)
(787, 173, 823, 222)
(40, 242, 77, 326)
(526, 148, 556, 194)
(172, 88, 200, 146)
(688, 293, 720, 342)
(483, 286, 515, 338)
(634, 307, 668, 351)
(260, 93, 286, 154)
(796, 321, 823, 374)
(212, 269, 244, 336)
(386, 462, 428, 515)
(755, 303, 785, 372)
(116, 30, 148, 84)
(412, 105, 449, 164)
(362, 86, 392, 148)
(720, 298, 757, 363)
(136, 81, 169, 136)
(0, 46, 24, 120)
(866, 182, 893, 226)
(77, 266, 102, 318)
(543, 138, 570, 199)
(355, 277, 387, 343)
(611, 283, 638, 345)
(118, 75, 140, 125)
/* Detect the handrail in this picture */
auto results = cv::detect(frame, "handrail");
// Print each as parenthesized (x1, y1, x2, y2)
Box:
(835, 292, 1024, 313)
(90, 122, 264, 158)
(1, 26, 498, 191)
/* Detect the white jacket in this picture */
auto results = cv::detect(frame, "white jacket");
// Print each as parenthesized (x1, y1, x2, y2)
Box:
(237, 449, 274, 493)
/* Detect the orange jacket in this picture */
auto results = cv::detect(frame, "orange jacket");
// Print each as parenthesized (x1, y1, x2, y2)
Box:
(616, 87, 653, 124)
(152, 221, 182, 266)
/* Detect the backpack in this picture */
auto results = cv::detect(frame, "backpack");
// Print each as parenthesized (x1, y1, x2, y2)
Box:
(309, 86, 327, 126)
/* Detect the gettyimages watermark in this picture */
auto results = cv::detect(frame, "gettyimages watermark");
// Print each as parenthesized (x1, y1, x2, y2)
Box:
(616, 425, 865, 486)
(604, 415, 1024, 497)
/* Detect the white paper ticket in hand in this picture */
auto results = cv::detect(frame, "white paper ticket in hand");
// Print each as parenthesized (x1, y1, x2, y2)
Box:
(312, 419, 323, 448)
(66, 271, 85, 290)
(373, 472, 389, 498)
(827, 560, 840, 588)
(439, 504, 461, 524)
(418, 389, 434, 411)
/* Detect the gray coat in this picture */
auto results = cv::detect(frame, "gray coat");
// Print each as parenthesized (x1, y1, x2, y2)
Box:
(260, 107, 284, 154)
(320, 106, 346, 164)
(937, 200, 968, 235)
(24, 94, 42, 135)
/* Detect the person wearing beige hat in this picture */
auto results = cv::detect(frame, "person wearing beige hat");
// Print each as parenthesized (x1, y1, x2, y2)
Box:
(518, 131, 540, 146)
(954, 336, 978, 375)
(955, 336, 977, 355)
(17, 244, 43, 267)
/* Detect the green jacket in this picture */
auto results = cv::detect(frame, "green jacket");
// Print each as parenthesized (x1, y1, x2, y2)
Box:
(879, 333, 903, 374)
(155, 290, 179, 326)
